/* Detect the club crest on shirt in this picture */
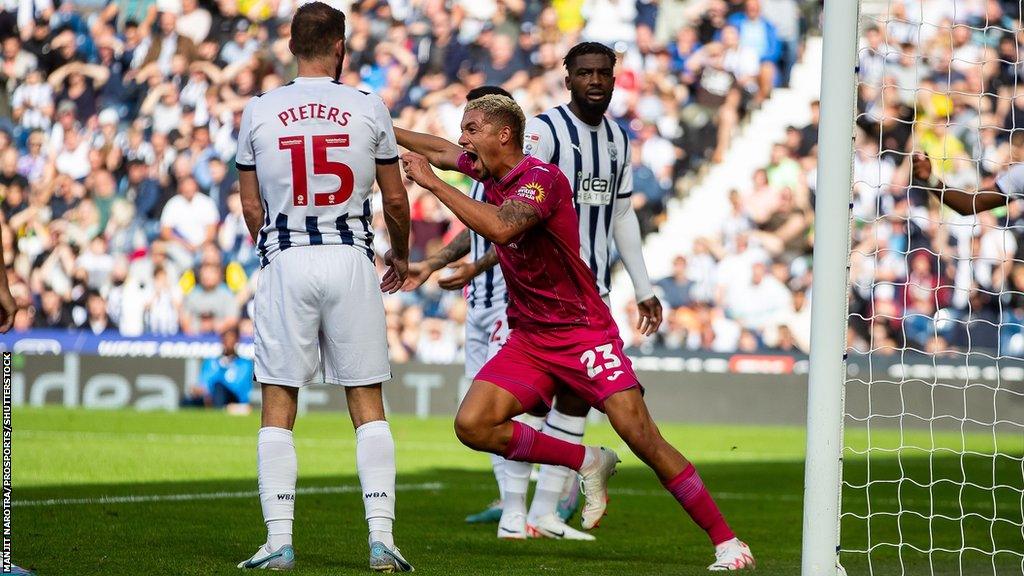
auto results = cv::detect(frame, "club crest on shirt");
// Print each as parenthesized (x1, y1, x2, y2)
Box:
(515, 181, 546, 203)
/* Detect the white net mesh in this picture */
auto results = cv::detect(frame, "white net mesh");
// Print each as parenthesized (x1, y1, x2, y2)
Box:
(842, 1, 1024, 574)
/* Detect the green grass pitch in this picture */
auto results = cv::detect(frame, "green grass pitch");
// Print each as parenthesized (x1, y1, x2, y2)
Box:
(14, 407, 1023, 575)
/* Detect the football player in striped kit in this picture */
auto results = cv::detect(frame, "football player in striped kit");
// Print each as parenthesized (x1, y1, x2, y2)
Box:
(234, 3, 413, 571)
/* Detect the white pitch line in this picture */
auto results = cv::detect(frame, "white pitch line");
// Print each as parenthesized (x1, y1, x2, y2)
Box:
(15, 482, 445, 507)
(16, 430, 466, 453)
(15, 481, 985, 510)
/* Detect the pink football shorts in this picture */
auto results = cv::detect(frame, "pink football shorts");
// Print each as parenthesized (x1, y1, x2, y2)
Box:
(476, 324, 642, 412)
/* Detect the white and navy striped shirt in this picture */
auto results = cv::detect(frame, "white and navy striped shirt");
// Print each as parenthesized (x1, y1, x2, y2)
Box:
(466, 180, 508, 309)
(523, 105, 633, 296)
(235, 77, 399, 267)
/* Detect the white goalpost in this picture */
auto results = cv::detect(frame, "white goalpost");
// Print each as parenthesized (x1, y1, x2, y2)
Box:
(801, 0, 860, 572)
(802, 1, 1024, 575)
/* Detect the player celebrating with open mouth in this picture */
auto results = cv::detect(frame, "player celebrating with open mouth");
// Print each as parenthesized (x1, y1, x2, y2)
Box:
(400, 95, 755, 571)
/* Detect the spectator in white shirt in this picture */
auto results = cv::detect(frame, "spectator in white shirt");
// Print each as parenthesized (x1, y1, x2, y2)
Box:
(416, 317, 461, 364)
(76, 236, 115, 290)
(720, 26, 760, 94)
(160, 176, 219, 267)
(54, 123, 91, 180)
(726, 261, 793, 331)
(176, 0, 211, 45)
(11, 68, 52, 129)
(582, 0, 637, 45)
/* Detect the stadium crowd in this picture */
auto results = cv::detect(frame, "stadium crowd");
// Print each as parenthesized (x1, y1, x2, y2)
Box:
(845, 0, 1024, 358)
(632, 0, 1024, 359)
(36, 0, 1024, 365)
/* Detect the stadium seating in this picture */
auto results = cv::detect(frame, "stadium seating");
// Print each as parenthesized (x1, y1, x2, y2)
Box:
(19, 0, 978, 358)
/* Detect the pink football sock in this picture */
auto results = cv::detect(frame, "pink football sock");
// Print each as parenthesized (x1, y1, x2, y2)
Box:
(664, 463, 735, 545)
(503, 420, 586, 470)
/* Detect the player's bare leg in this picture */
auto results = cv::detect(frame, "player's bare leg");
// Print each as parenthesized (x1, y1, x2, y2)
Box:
(239, 384, 298, 570)
(345, 384, 413, 572)
(527, 391, 593, 540)
(454, 380, 618, 540)
(602, 388, 754, 571)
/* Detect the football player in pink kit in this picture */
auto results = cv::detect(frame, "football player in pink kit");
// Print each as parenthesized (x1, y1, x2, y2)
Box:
(400, 95, 754, 571)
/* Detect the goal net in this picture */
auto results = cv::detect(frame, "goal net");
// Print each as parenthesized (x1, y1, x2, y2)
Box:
(805, 1, 1024, 575)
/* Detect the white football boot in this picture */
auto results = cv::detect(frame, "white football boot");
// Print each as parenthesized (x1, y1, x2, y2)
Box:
(237, 543, 295, 570)
(497, 508, 528, 540)
(369, 540, 414, 572)
(579, 447, 619, 530)
(526, 513, 596, 541)
(708, 538, 755, 571)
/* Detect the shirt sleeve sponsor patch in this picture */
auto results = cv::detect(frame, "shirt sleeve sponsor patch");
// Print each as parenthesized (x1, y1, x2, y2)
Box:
(523, 132, 542, 155)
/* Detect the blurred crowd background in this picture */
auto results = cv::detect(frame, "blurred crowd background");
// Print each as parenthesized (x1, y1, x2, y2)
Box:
(847, 0, 1024, 358)
(2, 0, 1021, 363)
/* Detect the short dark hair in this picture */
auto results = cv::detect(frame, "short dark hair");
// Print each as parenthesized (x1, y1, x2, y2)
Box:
(563, 42, 617, 71)
(290, 2, 346, 61)
(467, 85, 512, 102)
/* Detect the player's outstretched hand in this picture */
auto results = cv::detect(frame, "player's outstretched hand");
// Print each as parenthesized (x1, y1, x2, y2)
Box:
(438, 261, 478, 291)
(401, 152, 442, 190)
(636, 295, 663, 337)
(0, 285, 16, 333)
(381, 250, 409, 294)
(911, 151, 932, 183)
(402, 261, 434, 292)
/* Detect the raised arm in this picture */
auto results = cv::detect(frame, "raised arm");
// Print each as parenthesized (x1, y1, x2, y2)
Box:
(47, 62, 77, 91)
(912, 151, 1011, 215)
(394, 127, 463, 171)
(402, 152, 539, 246)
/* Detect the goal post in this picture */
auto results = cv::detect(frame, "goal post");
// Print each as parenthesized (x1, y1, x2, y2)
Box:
(804, 1, 1024, 575)
(801, 0, 861, 574)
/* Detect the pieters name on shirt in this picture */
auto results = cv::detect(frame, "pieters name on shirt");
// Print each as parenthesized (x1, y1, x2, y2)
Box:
(278, 103, 352, 127)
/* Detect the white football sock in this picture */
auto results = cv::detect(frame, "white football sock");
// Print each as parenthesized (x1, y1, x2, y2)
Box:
(356, 420, 396, 549)
(528, 409, 585, 523)
(502, 460, 531, 517)
(490, 453, 507, 501)
(258, 427, 297, 550)
(502, 413, 544, 515)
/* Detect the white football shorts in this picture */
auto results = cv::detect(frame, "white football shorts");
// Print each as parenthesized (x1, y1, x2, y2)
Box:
(254, 245, 390, 387)
(463, 302, 510, 379)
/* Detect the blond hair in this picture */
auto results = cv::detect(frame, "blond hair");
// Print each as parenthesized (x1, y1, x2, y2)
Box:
(465, 94, 526, 145)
